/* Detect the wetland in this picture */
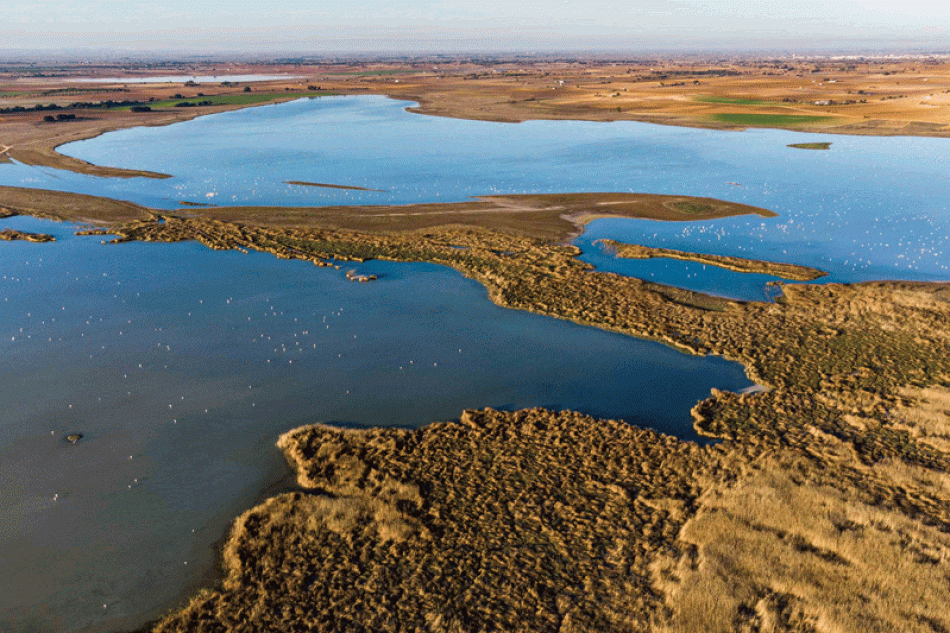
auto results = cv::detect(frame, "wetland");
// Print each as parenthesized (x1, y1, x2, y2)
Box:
(1, 94, 949, 632)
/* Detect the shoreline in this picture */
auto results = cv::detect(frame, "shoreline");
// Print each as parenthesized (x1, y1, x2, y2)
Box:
(1, 92, 348, 179)
(4, 69, 950, 629)
(1, 89, 948, 180)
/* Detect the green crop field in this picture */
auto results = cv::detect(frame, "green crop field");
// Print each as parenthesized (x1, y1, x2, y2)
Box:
(712, 113, 836, 127)
(695, 96, 781, 106)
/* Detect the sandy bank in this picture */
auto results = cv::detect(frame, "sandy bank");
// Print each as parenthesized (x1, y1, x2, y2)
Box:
(0, 187, 772, 242)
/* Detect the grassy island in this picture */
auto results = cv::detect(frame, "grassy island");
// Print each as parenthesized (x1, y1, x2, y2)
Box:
(788, 142, 833, 150)
(597, 239, 828, 281)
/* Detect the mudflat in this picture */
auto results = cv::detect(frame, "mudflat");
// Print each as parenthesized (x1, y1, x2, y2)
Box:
(0, 186, 774, 241)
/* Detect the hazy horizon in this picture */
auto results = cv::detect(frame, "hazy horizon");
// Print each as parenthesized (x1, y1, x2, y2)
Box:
(3, 0, 949, 57)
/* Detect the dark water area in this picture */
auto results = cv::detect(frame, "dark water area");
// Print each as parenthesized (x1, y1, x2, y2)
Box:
(0, 216, 750, 633)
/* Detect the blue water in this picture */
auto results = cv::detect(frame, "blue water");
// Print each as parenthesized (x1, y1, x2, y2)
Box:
(0, 215, 749, 633)
(2, 95, 947, 298)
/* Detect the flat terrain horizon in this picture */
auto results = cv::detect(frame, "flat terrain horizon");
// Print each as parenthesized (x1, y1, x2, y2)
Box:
(2, 54, 950, 178)
(2, 53, 950, 633)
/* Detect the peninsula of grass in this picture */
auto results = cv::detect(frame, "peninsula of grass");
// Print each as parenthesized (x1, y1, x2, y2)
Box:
(788, 142, 833, 150)
(712, 113, 836, 127)
(597, 239, 828, 281)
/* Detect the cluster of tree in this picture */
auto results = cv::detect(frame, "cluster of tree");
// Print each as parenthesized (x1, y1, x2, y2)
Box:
(42, 113, 76, 122)
(174, 100, 214, 107)
(0, 102, 66, 113)
(2, 97, 160, 115)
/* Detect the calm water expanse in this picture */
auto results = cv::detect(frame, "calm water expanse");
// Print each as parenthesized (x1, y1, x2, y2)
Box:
(1, 95, 948, 632)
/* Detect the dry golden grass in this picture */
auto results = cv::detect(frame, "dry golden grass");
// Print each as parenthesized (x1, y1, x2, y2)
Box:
(155, 409, 709, 633)
(655, 454, 950, 633)
(892, 386, 950, 454)
(598, 239, 827, 281)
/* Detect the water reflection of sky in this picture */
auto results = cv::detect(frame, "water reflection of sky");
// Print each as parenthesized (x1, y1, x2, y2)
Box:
(1, 94, 948, 289)
(3, 92, 946, 633)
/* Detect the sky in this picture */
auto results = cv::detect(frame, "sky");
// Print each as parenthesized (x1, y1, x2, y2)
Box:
(2, 0, 949, 54)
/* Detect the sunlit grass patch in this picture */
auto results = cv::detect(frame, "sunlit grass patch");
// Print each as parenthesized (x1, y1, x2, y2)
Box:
(713, 113, 837, 127)
(696, 96, 782, 106)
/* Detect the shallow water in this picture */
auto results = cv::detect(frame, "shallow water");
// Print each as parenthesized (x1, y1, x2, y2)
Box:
(0, 216, 750, 633)
(2, 94, 947, 292)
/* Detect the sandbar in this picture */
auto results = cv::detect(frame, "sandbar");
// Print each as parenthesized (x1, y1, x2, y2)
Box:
(597, 239, 828, 281)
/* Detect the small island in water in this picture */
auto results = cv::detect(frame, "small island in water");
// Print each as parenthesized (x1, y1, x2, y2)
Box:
(788, 142, 833, 150)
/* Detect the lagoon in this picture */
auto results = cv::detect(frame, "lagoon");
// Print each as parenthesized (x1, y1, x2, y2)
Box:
(1, 94, 947, 296)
